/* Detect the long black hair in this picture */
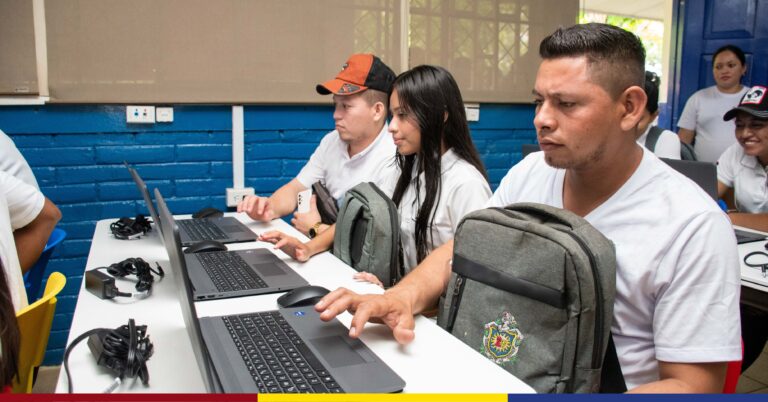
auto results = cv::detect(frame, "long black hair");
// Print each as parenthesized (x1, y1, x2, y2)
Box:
(0, 261, 20, 387)
(390, 65, 487, 264)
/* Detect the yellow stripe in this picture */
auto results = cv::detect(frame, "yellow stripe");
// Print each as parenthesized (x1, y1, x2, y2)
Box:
(259, 394, 508, 402)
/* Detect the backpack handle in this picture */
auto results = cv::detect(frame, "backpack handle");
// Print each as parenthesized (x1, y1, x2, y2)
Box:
(501, 202, 588, 231)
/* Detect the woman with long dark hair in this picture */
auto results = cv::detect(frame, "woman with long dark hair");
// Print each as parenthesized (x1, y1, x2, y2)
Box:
(261, 65, 491, 285)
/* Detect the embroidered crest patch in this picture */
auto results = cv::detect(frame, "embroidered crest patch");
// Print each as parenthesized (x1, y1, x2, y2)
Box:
(743, 86, 766, 105)
(481, 312, 523, 365)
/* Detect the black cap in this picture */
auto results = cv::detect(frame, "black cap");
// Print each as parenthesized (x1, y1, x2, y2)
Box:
(724, 86, 768, 121)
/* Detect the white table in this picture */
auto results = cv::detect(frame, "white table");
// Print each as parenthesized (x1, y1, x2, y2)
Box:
(56, 214, 534, 393)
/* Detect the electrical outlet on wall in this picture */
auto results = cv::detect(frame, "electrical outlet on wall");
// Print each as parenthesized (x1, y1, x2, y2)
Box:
(226, 187, 255, 207)
(126, 106, 155, 124)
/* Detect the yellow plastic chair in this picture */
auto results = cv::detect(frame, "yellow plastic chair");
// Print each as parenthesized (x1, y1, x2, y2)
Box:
(12, 271, 66, 393)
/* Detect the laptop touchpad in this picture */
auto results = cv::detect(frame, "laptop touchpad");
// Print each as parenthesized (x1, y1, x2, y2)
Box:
(310, 336, 368, 368)
(222, 225, 246, 232)
(253, 262, 285, 276)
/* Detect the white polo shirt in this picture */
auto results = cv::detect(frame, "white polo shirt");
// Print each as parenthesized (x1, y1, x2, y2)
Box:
(381, 149, 491, 272)
(717, 142, 768, 213)
(0, 171, 45, 311)
(0, 129, 39, 189)
(487, 149, 741, 389)
(296, 124, 396, 204)
(677, 86, 749, 162)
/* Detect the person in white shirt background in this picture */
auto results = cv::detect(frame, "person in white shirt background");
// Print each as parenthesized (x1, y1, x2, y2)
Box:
(260, 65, 491, 286)
(678, 44, 750, 162)
(0, 129, 39, 189)
(315, 23, 741, 393)
(716, 84, 768, 372)
(237, 54, 397, 237)
(635, 71, 680, 159)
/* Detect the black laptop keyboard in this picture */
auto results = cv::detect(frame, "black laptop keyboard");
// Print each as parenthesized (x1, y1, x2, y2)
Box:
(195, 252, 268, 291)
(223, 311, 342, 393)
(179, 219, 227, 241)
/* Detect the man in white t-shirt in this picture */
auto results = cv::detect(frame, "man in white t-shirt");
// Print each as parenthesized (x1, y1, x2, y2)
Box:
(0, 129, 39, 189)
(237, 54, 397, 237)
(315, 23, 741, 393)
(636, 72, 680, 159)
(0, 171, 61, 311)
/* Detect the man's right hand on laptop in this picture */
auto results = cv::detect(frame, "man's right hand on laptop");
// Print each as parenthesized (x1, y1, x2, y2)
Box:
(237, 195, 276, 222)
(315, 287, 416, 345)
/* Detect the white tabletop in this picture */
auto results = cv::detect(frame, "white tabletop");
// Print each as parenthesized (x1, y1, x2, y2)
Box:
(736, 226, 768, 292)
(56, 213, 534, 393)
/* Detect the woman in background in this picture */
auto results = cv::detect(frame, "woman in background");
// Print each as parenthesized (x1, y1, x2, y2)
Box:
(637, 71, 681, 159)
(677, 44, 750, 162)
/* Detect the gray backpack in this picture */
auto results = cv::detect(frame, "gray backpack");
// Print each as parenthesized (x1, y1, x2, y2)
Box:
(437, 203, 617, 393)
(333, 182, 401, 287)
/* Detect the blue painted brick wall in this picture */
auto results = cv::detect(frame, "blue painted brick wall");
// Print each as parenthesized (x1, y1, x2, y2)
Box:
(0, 103, 536, 365)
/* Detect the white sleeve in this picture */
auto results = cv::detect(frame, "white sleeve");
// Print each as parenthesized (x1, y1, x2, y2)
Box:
(295, 132, 334, 188)
(676, 91, 700, 131)
(652, 211, 742, 363)
(653, 130, 682, 160)
(447, 174, 492, 232)
(0, 171, 45, 230)
(716, 144, 739, 187)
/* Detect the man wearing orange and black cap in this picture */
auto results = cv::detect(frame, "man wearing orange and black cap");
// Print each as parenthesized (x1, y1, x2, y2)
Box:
(237, 54, 396, 236)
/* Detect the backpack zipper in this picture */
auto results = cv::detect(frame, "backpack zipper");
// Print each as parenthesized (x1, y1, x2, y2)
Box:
(446, 275, 465, 333)
(563, 231, 604, 369)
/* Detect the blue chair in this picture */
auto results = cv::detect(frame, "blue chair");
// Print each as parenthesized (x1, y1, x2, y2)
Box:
(23, 227, 66, 304)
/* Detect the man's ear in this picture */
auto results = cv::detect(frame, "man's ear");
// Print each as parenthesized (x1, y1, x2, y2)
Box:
(619, 85, 647, 132)
(372, 101, 387, 122)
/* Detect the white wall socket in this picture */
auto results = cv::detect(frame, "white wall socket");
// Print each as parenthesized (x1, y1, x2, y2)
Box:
(126, 105, 155, 124)
(465, 103, 480, 122)
(156, 107, 174, 122)
(226, 187, 255, 207)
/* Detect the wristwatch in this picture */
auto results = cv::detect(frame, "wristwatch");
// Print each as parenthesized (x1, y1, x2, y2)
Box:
(308, 222, 323, 239)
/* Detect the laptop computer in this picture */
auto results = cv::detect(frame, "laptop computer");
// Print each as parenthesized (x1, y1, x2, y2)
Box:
(125, 162, 258, 246)
(157, 190, 406, 393)
(734, 228, 767, 244)
(155, 189, 309, 300)
(660, 158, 718, 201)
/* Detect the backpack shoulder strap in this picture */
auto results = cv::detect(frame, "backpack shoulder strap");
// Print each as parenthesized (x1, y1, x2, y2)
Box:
(645, 126, 663, 152)
(599, 334, 627, 393)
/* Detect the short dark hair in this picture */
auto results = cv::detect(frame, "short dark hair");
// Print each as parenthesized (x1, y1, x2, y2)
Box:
(361, 88, 389, 109)
(539, 23, 645, 98)
(713, 44, 746, 67)
(643, 71, 660, 114)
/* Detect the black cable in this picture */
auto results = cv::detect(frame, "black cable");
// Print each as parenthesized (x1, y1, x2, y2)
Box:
(104, 258, 164, 293)
(63, 319, 153, 393)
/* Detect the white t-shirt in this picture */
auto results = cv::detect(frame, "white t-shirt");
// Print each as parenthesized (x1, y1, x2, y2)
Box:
(636, 126, 681, 160)
(717, 143, 768, 213)
(487, 149, 741, 389)
(0, 171, 45, 311)
(296, 124, 397, 204)
(677, 85, 749, 162)
(0, 129, 39, 189)
(381, 149, 491, 272)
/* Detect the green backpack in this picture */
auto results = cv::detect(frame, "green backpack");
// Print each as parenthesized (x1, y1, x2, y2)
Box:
(438, 203, 619, 393)
(333, 182, 402, 287)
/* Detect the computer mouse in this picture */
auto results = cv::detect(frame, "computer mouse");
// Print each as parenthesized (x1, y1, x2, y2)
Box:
(277, 285, 330, 308)
(193, 207, 224, 219)
(184, 240, 228, 254)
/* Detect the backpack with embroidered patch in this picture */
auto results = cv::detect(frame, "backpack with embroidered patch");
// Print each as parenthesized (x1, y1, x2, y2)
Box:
(437, 202, 618, 393)
(333, 182, 402, 287)
(645, 125, 697, 161)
